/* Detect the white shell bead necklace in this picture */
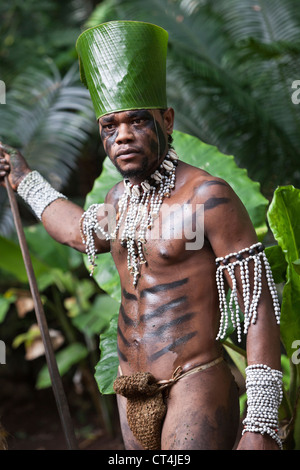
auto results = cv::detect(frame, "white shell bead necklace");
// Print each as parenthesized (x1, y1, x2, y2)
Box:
(80, 149, 179, 286)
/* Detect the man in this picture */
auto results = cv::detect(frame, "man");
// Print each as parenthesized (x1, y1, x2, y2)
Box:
(0, 21, 282, 450)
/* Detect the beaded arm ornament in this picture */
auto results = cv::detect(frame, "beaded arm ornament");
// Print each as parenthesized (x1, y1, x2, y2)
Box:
(216, 244, 282, 447)
(17, 171, 67, 220)
(215, 242, 281, 343)
(243, 364, 283, 448)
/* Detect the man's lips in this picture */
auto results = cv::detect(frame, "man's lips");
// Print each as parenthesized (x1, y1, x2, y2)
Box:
(115, 148, 140, 159)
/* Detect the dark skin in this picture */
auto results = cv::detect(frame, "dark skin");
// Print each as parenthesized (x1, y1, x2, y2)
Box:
(0, 108, 281, 450)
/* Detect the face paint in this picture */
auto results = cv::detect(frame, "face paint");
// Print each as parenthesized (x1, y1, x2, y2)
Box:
(99, 113, 118, 156)
(99, 109, 169, 182)
(152, 116, 167, 159)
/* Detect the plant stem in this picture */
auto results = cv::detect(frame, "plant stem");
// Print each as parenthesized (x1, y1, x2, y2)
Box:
(223, 339, 247, 358)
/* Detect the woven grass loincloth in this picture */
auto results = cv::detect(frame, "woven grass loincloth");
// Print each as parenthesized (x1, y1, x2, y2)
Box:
(113, 357, 223, 450)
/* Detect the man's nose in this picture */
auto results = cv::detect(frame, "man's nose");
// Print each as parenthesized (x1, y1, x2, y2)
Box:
(115, 123, 134, 143)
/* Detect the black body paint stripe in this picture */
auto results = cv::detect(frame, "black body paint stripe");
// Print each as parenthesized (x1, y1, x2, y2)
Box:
(149, 331, 197, 362)
(120, 304, 135, 326)
(141, 296, 187, 321)
(141, 278, 189, 297)
(117, 344, 128, 362)
(151, 312, 195, 336)
(117, 326, 131, 347)
(204, 197, 230, 211)
(122, 289, 138, 301)
(202, 180, 227, 188)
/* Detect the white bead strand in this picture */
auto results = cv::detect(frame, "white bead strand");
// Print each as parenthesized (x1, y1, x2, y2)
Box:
(17, 171, 67, 220)
(242, 364, 283, 449)
(80, 150, 179, 286)
(80, 203, 104, 275)
(215, 243, 281, 341)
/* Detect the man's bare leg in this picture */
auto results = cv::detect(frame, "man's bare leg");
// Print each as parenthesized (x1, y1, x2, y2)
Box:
(161, 360, 240, 450)
(116, 360, 239, 450)
(116, 393, 145, 450)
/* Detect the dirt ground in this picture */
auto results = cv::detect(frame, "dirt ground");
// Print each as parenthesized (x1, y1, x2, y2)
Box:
(0, 356, 245, 451)
(0, 375, 125, 451)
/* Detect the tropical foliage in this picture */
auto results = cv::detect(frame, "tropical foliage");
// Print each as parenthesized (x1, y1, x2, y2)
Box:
(0, 0, 91, 85)
(87, 0, 300, 192)
(0, 64, 97, 236)
(0, 0, 101, 237)
(0, 223, 118, 431)
(1, 0, 300, 450)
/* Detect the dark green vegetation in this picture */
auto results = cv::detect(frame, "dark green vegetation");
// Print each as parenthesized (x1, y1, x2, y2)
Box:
(0, 0, 299, 449)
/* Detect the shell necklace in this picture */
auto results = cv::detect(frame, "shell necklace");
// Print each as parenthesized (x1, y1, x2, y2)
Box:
(81, 148, 179, 286)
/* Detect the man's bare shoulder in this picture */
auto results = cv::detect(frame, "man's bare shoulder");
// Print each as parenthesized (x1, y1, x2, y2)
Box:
(179, 161, 234, 202)
(180, 163, 256, 245)
(104, 180, 124, 205)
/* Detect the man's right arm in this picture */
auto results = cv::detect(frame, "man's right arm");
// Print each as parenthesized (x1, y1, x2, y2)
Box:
(0, 143, 110, 255)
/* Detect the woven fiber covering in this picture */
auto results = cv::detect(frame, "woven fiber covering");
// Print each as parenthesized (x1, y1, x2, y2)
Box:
(76, 21, 168, 119)
(113, 372, 167, 450)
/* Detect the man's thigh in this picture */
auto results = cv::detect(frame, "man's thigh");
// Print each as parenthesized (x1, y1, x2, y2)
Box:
(116, 389, 145, 450)
(161, 361, 240, 450)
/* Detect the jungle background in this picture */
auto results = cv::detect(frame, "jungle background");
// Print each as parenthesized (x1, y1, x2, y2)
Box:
(0, 0, 299, 451)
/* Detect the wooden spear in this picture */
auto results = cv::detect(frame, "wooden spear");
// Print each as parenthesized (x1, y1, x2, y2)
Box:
(4, 176, 78, 450)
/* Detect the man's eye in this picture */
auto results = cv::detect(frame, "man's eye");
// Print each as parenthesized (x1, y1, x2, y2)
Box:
(103, 124, 115, 131)
(132, 118, 145, 125)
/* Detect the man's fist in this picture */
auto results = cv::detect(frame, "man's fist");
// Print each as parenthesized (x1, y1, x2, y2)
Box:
(0, 143, 31, 191)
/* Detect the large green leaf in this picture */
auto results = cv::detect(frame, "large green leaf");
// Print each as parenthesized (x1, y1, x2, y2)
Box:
(76, 22, 168, 119)
(293, 259, 300, 276)
(36, 342, 89, 389)
(95, 315, 119, 395)
(267, 185, 300, 357)
(86, 130, 268, 393)
(173, 131, 268, 235)
(0, 234, 52, 286)
(0, 232, 79, 292)
(71, 294, 119, 338)
(265, 244, 288, 284)
(0, 292, 16, 324)
(24, 224, 82, 271)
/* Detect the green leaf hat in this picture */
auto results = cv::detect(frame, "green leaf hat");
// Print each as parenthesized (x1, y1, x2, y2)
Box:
(76, 21, 169, 119)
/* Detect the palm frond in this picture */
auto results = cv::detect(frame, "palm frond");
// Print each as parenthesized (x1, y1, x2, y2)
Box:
(0, 62, 95, 189)
(0, 62, 96, 235)
(86, 0, 300, 189)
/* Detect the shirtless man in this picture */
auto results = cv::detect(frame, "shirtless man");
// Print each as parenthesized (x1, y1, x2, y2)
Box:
(0, 21, 282, 451)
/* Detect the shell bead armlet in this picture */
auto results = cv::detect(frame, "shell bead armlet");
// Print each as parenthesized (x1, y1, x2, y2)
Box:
(242, 364, 283, 449)
(17, 171, 67, 221)
(215, 242, 281, 342)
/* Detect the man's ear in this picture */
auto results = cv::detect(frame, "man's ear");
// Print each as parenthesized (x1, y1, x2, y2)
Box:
(163, 107, 175, 136)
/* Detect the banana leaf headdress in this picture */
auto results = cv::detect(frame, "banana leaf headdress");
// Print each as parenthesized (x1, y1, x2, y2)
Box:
(76, 21, 169, 119)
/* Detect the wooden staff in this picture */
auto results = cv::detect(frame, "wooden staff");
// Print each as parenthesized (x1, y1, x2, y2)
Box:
(5, 176, 78, 450)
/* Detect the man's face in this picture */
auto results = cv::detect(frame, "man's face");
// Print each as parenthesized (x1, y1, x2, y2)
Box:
(98, 108, 174, 181)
